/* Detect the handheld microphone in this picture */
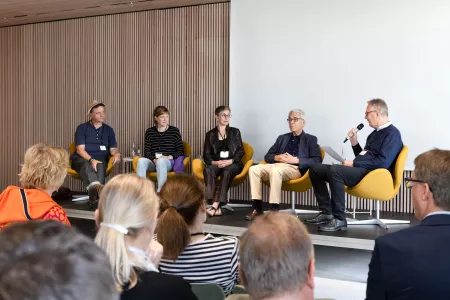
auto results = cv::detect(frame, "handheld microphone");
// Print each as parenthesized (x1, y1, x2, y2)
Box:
(344, 123, 364, 143)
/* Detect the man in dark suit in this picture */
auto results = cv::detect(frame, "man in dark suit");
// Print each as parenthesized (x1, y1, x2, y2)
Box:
(366, 149, 450, 300)
(246, 109, 322, 221)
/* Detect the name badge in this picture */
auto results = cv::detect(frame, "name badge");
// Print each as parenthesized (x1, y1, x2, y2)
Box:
(220, 151, 229, 158)
(359, 150, 367, 156)
(155, 153, 162, 159)
(100, 145, 107, 151)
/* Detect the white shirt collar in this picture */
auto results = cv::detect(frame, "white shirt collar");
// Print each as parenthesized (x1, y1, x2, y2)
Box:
(376, 121, 392, 131)
(424, 211, 450, 219)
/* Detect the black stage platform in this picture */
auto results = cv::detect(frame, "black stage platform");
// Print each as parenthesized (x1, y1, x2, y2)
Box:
(61, 199, 418, 251)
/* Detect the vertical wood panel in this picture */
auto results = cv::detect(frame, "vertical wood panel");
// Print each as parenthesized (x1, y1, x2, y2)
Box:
(0, 3, 230, 192)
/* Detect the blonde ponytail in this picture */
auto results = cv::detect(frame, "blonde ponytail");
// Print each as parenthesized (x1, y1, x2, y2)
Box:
(94, 174, 159, 292)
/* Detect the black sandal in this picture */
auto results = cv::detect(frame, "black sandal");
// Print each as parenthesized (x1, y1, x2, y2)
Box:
(207, 205, 223, 217)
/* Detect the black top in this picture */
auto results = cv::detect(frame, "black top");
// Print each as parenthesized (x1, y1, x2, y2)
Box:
(203, 126, 244, 166)
(284, 133, 302, 157)
(143, 125, 184, 160)
(121, 271, 198, 300)
(213, 138, 229, 160)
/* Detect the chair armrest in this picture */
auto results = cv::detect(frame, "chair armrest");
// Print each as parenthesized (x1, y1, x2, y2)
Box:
(67, 167, 78, 177)
(234, 160, 254, 181)
(132, 156, 141, 172)
(192, 158, 206, 181)
(183, 156, 190, 169)
(106, 156, 115, 175)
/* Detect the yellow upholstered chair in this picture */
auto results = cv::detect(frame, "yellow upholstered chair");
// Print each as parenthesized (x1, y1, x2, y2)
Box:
(260, 147, 325, 215)
(192, 142, 254, 210)
(345, 145, 409, 229)
(67, 142, 115, 181)
(132, 141, 191, 184)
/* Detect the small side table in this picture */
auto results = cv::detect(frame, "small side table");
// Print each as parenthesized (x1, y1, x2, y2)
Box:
(121, 157, 134, 174)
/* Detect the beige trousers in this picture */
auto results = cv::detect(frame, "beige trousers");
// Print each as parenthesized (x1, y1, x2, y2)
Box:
(249, 163, 301, 204)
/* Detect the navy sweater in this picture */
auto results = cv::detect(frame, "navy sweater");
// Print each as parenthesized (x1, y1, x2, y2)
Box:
(352, 124, 403, 171)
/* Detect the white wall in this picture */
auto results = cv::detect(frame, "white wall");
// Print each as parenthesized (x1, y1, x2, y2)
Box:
(230, 0, 450, 169)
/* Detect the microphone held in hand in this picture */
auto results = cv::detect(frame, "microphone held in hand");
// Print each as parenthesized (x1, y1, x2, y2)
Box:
(344, 123, 364, 143)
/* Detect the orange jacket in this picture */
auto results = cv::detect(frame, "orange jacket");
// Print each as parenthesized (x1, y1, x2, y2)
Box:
(0, 186, 70, 229)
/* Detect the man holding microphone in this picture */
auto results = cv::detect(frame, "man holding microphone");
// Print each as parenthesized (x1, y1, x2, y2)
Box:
(305, 99, 403, 231)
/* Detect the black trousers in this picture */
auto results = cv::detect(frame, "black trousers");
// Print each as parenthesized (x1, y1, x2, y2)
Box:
(204, 164, 242, 203)
(71, 155, 107, 187)
(309, 164, 369, 220)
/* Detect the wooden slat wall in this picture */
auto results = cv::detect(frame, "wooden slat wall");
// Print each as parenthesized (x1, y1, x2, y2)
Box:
(0, 3, 230, 192)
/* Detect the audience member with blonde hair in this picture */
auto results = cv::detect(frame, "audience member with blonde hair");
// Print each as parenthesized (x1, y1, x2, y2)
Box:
(0, 143, 71, 230)
(157, 174, 240, 296)
(227, 212, 315, 300)
(0, 220, 118, 300)
(94, 174, 197, 300)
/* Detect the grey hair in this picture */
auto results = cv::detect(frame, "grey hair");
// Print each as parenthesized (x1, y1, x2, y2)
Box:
(367, 98, 388, 117)
(239, 212, 313, 299)
(288, 109, 305, 119)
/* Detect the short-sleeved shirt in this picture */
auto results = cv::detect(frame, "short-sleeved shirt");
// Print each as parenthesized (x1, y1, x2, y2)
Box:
(74, 121, 117, 160)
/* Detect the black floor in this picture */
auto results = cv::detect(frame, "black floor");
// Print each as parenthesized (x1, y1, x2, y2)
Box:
(204, 201, 417, 240)
(63, 199, 418, 241)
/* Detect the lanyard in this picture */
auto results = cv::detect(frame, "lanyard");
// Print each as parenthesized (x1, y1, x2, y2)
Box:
(217, 127, 227, 140)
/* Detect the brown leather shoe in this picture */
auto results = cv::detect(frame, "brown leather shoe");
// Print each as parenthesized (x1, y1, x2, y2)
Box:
(245, 209, 263, 221)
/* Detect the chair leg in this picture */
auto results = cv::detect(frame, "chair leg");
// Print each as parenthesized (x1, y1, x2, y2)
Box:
(347, 200, 410, 229)
(222, 190, 252, 212)
(345, 195, 371, 217)
(278, 191, 320, 215)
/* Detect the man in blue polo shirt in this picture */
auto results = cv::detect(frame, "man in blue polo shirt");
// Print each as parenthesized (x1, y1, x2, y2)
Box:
(71, 101, 121, 205)
(305, 99, 403, 231)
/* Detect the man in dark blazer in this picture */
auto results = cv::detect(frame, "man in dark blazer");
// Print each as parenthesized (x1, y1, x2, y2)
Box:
(246, 109, 322, 221)
(366, 149, 450, 300)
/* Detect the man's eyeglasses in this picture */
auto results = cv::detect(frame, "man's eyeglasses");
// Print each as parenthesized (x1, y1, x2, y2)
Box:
(287, 118, 303, 123)
(365, 110, 377, 117)
(404, 177, 433, 192)
(220, 114, 232, 119)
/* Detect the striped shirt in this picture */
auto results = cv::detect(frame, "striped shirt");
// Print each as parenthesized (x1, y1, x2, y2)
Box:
(143, 125, 183, 160)
(158, 234, 240, 296)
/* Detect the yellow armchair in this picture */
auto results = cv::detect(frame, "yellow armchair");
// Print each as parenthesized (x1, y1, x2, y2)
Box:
(132, 141, 191, 182)
(260, 147, 325, 214)
(345, 145, 409, 229)
(67, 142, 115, 181)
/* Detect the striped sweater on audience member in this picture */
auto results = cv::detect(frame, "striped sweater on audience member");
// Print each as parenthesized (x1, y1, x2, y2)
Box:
(158, 234, 240, 296)
(143, 125, 184, 160)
